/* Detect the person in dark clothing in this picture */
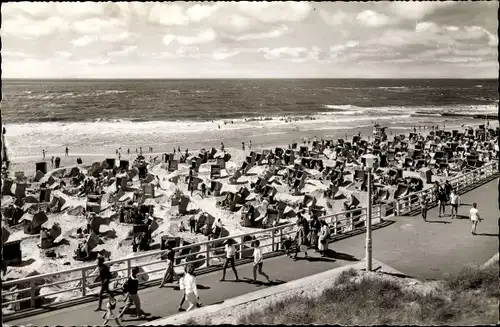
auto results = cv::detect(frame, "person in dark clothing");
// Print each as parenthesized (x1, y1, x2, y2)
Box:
(438, 189, 447, 217)
(189, 216, 196, 233)
(94, 257, 114, 311)
(119, 267, 144, 319)
(309, 215, 321, 250)
(159, 244, 178, 288)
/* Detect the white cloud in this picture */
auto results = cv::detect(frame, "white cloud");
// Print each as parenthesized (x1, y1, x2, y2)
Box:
(211, 49, 241, 60)
(1, 51, 30, 58)
(101, 32, 132, 43)
(55, 51, 73, 59)
(234, 26, 289, 41)
(186, 3, 220, 22)
(2, 16, 69, 38)
(108, 45, 138, 57)
(148, 3, 189, 26)
(71, 35, 94, 47)
(388, 1, 455, 20)
(330, 41, 359, 53)
(237, 2, 312, 23)
(319, 9, 349, 26)
(6, 2, 54, 18)
(55, 3, 108, 18)
(445, 26, 459, 32)
(72, 18, 123, 34)
(258, 47, 308, 60)
(163, 29, 217, 46)
(415, 22, 440, 33)
(356, 10, 392, 27)
(78, 58, 111, 66)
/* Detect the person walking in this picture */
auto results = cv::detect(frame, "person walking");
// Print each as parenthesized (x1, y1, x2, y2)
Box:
(419, 192, 428, 221)
(469, 203, 481, 235)
(438, 187, 447, 217)
(309, 215, 321, 251)
(450, 189, 460, 219)
(118, 267, 144, 320)
(318, 220, 330, 257)
(293, 219, 308, 260)
(183, 264, 202, 311)
(220, 239, 239, 282)
(94, 257, 114, 312)
(159, 244, 177, 288)
(177, 270, 187, 311)
(42, 149, 45, 160)
(101, 296, 121, 326)
(251, 240, 271, 283)
(444, 180, 452, 202)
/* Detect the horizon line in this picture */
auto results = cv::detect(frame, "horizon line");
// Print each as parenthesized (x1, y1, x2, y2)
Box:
(3, 77, 498, 80)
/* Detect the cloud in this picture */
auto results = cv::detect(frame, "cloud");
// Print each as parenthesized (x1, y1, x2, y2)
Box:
(319, 9, 349, 26)
(186, 3, 220, 22)
(233, 26, 290, 41)
(54, 51, 73, 59)
(71, 35, 93, 47)
(108, 45, 138, 57)
(388, 1, 456, 20)
(2, 51, 30, 58)
(163, 28, 217, 46)
(236, 2, 312, 23)
(101, 32, 133, 43)
(330, 41, 359, 53)
(211, 49, 241, 60)
(148, 3, 189, 26)
(415, 22, 440, 33)
(72, 18, 124, 34)
(3, 16, 69, 38)
(356, 10, 392, 27)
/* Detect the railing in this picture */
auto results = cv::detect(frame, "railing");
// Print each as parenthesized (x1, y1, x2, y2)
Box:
(2, 160, 497, 313)
(394, 161, 498, 216)
(1, 206, 382, 312)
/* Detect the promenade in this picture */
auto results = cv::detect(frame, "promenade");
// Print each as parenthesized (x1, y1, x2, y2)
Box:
(4, 178, 499, 326)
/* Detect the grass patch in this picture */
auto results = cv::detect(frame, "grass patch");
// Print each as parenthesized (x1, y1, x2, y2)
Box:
(236, 263, 499, 325)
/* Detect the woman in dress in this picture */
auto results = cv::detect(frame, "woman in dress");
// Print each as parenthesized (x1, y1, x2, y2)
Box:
(318, 220, 330, 257)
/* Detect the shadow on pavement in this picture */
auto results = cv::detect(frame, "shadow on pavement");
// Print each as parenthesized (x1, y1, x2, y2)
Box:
(239, 277, 286, 287)
(303, 256, 336, 263)
(476, 233, 499, 237)
(454, 215, 470, 220)
(328, 250, 359, 262)
(425, 220, 451, 224)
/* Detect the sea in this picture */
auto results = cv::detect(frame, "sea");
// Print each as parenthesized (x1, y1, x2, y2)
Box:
(2, 79, 498, 159)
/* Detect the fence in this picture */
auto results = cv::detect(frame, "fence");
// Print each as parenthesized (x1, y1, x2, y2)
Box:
(1, 160, 497, 313)
(394, 161, 498, 216)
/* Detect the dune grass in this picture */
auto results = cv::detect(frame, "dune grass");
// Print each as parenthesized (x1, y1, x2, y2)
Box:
(235, 263, 499, 325)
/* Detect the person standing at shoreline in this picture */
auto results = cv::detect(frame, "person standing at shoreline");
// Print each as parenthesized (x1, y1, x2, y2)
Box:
(65, 146, 69, 156)
(470, 203, 481, 235)
(220, 239, 239, 282)
(51, 156, 54, 167)
(42, 149, 45, 160)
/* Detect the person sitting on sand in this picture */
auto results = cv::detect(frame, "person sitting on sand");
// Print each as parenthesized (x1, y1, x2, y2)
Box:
(179, 221, 187, 232)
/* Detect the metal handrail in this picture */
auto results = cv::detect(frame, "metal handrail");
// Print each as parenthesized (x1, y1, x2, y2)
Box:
(2, 161, 496, 310)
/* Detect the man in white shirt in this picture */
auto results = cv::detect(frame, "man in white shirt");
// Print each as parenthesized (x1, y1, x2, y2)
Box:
(220, 240, 239, 282)
(183, 265, 201, 311)
(449, 189, 460, 219)
(469, 202, 481, 235)
(252, 240, 271, 283)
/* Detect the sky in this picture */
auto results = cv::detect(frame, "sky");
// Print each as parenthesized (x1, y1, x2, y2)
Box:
(1, 1, 498, 79)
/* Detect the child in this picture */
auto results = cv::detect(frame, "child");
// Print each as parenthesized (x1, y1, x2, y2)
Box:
(177, 271, 186, 311)
(282, 236, 294, 258)
(102, 296, 121, 326)
(470, 203, 482, 235)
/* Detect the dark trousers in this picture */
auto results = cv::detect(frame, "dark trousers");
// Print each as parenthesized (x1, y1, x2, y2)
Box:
(190, 223, 195, 233)
(97, 281, 113, 309)
(222, 257, 238, 279)
(421, 206, 427, 220)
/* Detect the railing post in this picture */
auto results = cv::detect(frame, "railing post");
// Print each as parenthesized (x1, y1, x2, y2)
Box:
(334, 215, 338, 234)
(395, 200, 401, 216)
(127, 259, 132, 277)
(350, 215, 354, 231)
(279, 228, 283, 250)
(205, 242, 210, 267)
(30, 280, 36, 308)
(81, 268, 87, 297)
(271, 229, 275, 252)
(239, 236, 245, 260)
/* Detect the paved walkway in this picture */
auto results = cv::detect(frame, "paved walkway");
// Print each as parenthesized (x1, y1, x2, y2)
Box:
(5, 178, 499, 326)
